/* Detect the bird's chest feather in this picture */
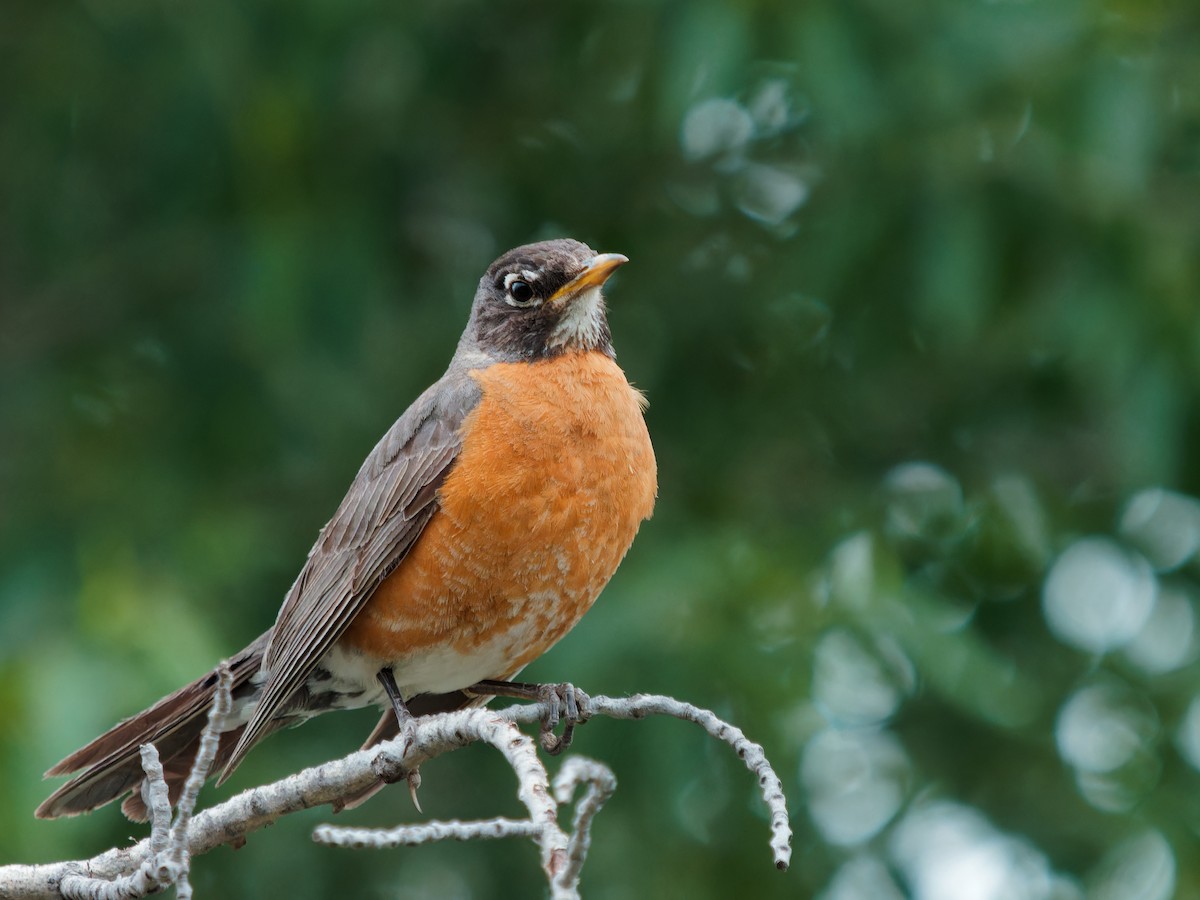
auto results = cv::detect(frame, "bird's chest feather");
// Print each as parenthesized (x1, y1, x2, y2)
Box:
(337, 351, 656, 693)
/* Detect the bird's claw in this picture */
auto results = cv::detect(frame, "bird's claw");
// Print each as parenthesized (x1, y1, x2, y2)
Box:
(407, 769, 423, 813)
(370, 750, 423, 812)
(536, 683, 591, 755)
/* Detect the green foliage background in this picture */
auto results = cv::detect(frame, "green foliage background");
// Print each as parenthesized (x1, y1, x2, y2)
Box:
(3, 0, 1200, 897)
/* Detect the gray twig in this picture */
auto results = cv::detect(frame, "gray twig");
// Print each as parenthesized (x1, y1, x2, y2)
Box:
(141, 745, 171, 857)
(552, 756, 617, 889)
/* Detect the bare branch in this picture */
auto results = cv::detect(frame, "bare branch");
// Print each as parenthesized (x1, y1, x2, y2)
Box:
(552, 756, 617, 888)
(312, 709, 576, 896)
(2, 692, 791, 899)
(140, 745, 171, 858)
(171, 661, 233, 900)
(583, 694, 793, 871)
(313, 816, 543, 848)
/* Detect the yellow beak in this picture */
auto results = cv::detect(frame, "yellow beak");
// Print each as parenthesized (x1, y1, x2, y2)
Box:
(547, 253, 629, 306)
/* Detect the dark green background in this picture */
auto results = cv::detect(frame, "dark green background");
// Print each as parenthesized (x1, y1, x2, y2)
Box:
(3, 0, 1200, 897)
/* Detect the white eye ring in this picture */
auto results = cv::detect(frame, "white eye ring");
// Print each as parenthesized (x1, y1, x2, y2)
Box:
(503, 272, 539, 307)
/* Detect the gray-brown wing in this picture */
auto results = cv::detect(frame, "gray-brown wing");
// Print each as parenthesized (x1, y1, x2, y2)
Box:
(220, 370, 482, 778)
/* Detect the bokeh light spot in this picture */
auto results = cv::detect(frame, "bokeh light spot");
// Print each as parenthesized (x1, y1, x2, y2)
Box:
(825, 531, 876, 609)
(1119, 488, 1200, 572)
(889, 801, 1072, 900)
(812, 629, 910, 726)
(1088, 831, 1175, 900)
(884, 462, 965, 544)
(1122, 581, 1196, 674)
(1175, 694, 1200, 771)
(818, 854, 905, 900)
(747, 78, 802, 137)
(1055, 679, 1158, 774)
(802, 728, 910, 846)
(733, 163, 809, 226)
(680, 97, 754, 162)
(1042, 538, 1157, 653)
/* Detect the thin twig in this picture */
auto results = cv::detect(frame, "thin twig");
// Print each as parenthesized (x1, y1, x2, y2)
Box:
(589, 695, 792, 870)
(552, 756, 617, 888)
(140, 746, 171, 857)
(313, 817, 542, 848)
(170, 662, 233, 900)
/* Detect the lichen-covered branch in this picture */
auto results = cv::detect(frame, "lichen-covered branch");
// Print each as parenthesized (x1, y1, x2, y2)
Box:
(1, 692, 791, 899)
(551, 756, 618, 889)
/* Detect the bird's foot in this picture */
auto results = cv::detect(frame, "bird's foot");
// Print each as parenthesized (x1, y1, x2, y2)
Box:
(467, 679, 592, 755)
(368, 752, 424, 813)
(376, 667, 423, 810)
(535, 681, 592, 755)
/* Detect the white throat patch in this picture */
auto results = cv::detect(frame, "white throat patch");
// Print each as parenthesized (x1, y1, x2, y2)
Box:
(547, 286, 605, 350)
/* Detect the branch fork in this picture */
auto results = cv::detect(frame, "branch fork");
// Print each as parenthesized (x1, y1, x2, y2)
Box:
(2, 672, 792, 899)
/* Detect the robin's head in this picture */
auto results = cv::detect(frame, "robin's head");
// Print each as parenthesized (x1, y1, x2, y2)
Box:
(464, 238, 627, 362)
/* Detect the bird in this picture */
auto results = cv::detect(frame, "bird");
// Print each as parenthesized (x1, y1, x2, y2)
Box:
(36, 238, 657, 821)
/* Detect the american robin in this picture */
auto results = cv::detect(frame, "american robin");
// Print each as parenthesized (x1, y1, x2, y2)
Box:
(36, 238, 657, 821)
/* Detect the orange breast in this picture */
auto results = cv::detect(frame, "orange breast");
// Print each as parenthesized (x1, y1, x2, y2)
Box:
(339, 351, 657, 685)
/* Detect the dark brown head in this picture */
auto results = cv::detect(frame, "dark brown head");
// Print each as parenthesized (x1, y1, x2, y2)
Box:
(461, 238, 628, 362)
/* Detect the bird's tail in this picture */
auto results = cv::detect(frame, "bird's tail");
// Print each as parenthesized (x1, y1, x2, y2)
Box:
(35, 634, 270, 821)
(37, 634, 499, 821)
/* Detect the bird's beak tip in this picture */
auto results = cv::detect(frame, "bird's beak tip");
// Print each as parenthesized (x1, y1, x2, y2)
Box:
(548, 252, 629, 305)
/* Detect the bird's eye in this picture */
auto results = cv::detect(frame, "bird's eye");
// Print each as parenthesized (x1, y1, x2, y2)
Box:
(508, 280, 535, 305)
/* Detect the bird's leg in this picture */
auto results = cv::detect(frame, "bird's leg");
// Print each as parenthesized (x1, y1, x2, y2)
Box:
(376, 668, 423, 811)
(377, 668, 415, 732)
(466, 679, 591, 755)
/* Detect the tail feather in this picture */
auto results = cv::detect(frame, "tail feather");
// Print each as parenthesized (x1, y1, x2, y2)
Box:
(38, 634, 513, 821)
(36, 634, 269, 820)
(118, 723, 249, 821)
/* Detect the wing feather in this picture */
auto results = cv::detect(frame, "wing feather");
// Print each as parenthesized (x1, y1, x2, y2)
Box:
(219, 370, 481, 779)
